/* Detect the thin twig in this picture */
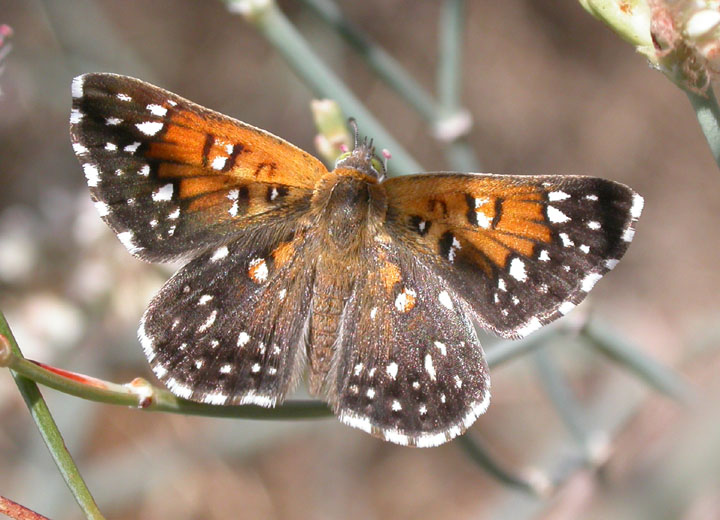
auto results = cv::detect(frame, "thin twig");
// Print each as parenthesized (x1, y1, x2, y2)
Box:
(228, 0, 423, 176)
(0, 314, 105, 520)
(581, 319, 695, 403)
(686, 86, 720, 170)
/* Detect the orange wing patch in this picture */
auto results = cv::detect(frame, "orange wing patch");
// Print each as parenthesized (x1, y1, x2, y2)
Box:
(384, 174, 554, 270)
(146, 107, 328, 189)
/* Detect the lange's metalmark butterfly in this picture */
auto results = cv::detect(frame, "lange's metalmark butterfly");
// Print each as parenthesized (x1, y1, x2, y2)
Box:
(70, 73, 643, 447)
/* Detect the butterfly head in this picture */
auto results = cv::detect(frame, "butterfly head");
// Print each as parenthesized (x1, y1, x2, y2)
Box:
(334, 118, 386, 181)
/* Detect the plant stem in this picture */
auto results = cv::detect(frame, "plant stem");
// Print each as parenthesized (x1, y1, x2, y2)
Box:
(582, 319, 695, 403)
(456, 435, 551, 496)
(533, 347, 606, 465)
(232, 0, 423, 176)
(0, 313, 105, 520)
(1, 348, 333, 420)
(299, 0, 439, 123)
(686, 86, 720, 170)
(437, 0, 481, 171)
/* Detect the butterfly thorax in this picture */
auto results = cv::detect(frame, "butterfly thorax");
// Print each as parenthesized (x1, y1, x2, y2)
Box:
(306, 168, 388, 393)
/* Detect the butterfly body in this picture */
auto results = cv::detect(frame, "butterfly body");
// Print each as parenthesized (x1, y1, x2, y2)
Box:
(71, 73, 643, 447)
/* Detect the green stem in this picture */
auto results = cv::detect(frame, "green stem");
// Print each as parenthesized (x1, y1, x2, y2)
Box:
(484, 326, 557, 367)
(234, 1, 423, 176)
(0, 313, 105, 520)
(533, 347, 604, 464)
(438, 0, 463, 112)
(686, 86, 720, 170)
(299, 0, 439, 123)
(582, 319, 695, 403)
(456, 436, 551, 496)
(1, 348, 332, 420)
(437, 0, 481, 171)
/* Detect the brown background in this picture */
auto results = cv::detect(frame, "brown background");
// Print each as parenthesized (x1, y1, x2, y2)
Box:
(1, 1, 719, 519)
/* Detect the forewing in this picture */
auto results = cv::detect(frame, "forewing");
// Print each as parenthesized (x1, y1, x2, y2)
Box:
(327, 242, 490, 447)
(383, 174, 643, 338)
(140, 233, 312, 406)
(70, 73, 327, 261)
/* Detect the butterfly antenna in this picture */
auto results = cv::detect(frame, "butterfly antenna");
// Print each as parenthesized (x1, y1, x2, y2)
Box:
(348, 118, 360, 150)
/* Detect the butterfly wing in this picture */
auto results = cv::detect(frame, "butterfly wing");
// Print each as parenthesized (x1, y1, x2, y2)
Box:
(70, 73, 328, 261)
(140, 232, 313, 406)
(382, 173, 643, 338)
(326, 241, 490, 447)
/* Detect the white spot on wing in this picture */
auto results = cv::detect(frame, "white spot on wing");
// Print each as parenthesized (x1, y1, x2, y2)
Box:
(138, 318, 155, 361)
(106, 117, 122, 126)
(124, 142, 141, 153)
(438, 290, 453, 310)
(136, 121, 164, 136)
(152, 183, 174, 202)
(548, 191, 570, 201)
(71, 76, 83, 98)
(391, 400, 402, 411)
(198, 294, 213, 305)
(394, 287, 416, 312)
(211, 246, 228, 261)
(168, 208, 180, 219)
(424, 354, 436, 380)
(70, 108, 83, 124)
(139, 164, 150, 177)
(83, 163, 100, 187)
(237, 331, 250, 347)
(104, 142, 117, 151)
(251, 363, 261, 373)
(448, 237, 462, 263)
(622, 227, 635, 242)
(220, 364, 233, 374)
(166, 378, 192, 399)
(579, 244, 590, 254)
(558, 301, 576, 315)
(539, 250, 550, 262)
(605, 258, 619, 270)
(516, 317, 542, 337)
(94, 201, 109, 217)
(559, 232, 574, 247)
(147, 104, 168, 117)
(203, 392, 228, 405)
(248, 258, 268, 283)
(198, 310, 217, 333)
(117, 231, 143, 254)
(581, 272, 603, 292)
(434, 341, 447, 356)
(585, 194, 598, 201)
(211, 156, 227, 170)
(117, 93, 132, 101)
(631, 193, 644, 218)
(386, 362, 398, 379)
(73, 143, 88, 155)
(509, 258, 528, 282)
(587, 220, 601, 230)
(547, 206, 571, 223)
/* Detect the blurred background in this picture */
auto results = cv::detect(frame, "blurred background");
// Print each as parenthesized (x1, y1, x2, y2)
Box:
(1, 1, 719, 519)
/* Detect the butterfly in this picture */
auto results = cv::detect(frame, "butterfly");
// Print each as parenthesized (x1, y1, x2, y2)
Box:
(70, 73, 643, 447)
